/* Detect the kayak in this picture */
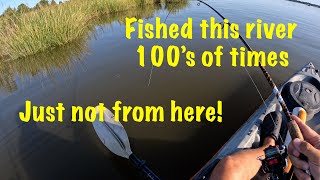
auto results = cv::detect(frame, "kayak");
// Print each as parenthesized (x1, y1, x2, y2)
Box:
(192, 62, 320, 179)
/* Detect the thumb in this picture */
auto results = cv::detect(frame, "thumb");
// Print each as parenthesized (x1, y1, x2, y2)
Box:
(291, 115, 318, 140)
(293, 138, 320, 165)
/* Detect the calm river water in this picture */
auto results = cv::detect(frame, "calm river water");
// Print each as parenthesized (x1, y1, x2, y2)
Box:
(0, 0, 320, 179)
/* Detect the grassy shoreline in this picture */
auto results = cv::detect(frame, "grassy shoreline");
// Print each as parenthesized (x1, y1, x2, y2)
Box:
(0, 2, 190, 92)
(0, 0, 186, 61)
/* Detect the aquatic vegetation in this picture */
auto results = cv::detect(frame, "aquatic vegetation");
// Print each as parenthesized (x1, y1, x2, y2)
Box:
(0, 2, 187, 93)
(0, 0, 187, 61)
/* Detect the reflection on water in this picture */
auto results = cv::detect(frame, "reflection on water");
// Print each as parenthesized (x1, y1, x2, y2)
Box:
(96, 3, 162, 26)
(0, 39, 88, 93)
(164, 0, 190, 14)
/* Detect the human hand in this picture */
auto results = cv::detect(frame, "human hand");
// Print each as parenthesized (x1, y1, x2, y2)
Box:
(288, 115, 320, 180)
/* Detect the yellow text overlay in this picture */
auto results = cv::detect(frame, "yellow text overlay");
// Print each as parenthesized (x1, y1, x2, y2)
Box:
(19, 100, 223, 123)
(126, 17, 297, 68)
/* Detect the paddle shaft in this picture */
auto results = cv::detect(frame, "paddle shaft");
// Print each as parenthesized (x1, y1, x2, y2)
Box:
(129, 154, 160, 180)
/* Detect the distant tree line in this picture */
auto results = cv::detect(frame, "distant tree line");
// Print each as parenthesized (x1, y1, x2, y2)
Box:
(2, 0, 63, 16)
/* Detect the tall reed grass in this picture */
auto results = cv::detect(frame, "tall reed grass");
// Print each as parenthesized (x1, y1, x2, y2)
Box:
(0, 4, 172, 92)
(0, 0, 179, 61)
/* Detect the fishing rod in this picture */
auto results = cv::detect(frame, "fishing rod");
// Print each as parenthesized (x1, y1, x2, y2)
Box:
(93, 1, 309, 179)
(196, 0, 305, 143)
(196, 0, 310, 176)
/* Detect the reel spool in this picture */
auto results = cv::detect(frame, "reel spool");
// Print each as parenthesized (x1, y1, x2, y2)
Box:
(261, 145, 288, 180)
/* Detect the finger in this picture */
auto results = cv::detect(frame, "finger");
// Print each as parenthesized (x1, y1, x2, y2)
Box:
(294, 167, 311, 180)
(293, 138, 320, 162)
(291, 115, 318, 140)
(288, 141, 300, 157)
(289, 155, 309, 170)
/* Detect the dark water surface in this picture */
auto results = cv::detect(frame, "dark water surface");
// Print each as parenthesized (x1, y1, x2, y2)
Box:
(0, 0, 320, 179)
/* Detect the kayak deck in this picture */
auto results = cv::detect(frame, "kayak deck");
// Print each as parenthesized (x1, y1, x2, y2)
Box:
(193, 62, 320, 179)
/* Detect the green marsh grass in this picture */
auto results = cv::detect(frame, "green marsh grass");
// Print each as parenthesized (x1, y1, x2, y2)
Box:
(0, 0, 187, 61)
(0, 2, 191, 92)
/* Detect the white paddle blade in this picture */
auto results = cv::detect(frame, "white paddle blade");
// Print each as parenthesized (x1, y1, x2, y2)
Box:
(92, 107, 132, 159)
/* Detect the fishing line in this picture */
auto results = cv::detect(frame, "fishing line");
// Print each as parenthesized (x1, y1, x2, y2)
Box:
(195, 0, 298, 145)
(196, 3, 313, 176)
(149, 1, 293, 146)
(195, 0, 296, 130)
(148, 9, 172, 87)
(223, 38, 285, 144)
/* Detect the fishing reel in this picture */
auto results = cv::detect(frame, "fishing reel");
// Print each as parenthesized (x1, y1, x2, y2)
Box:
(260, 145, 288, 180)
